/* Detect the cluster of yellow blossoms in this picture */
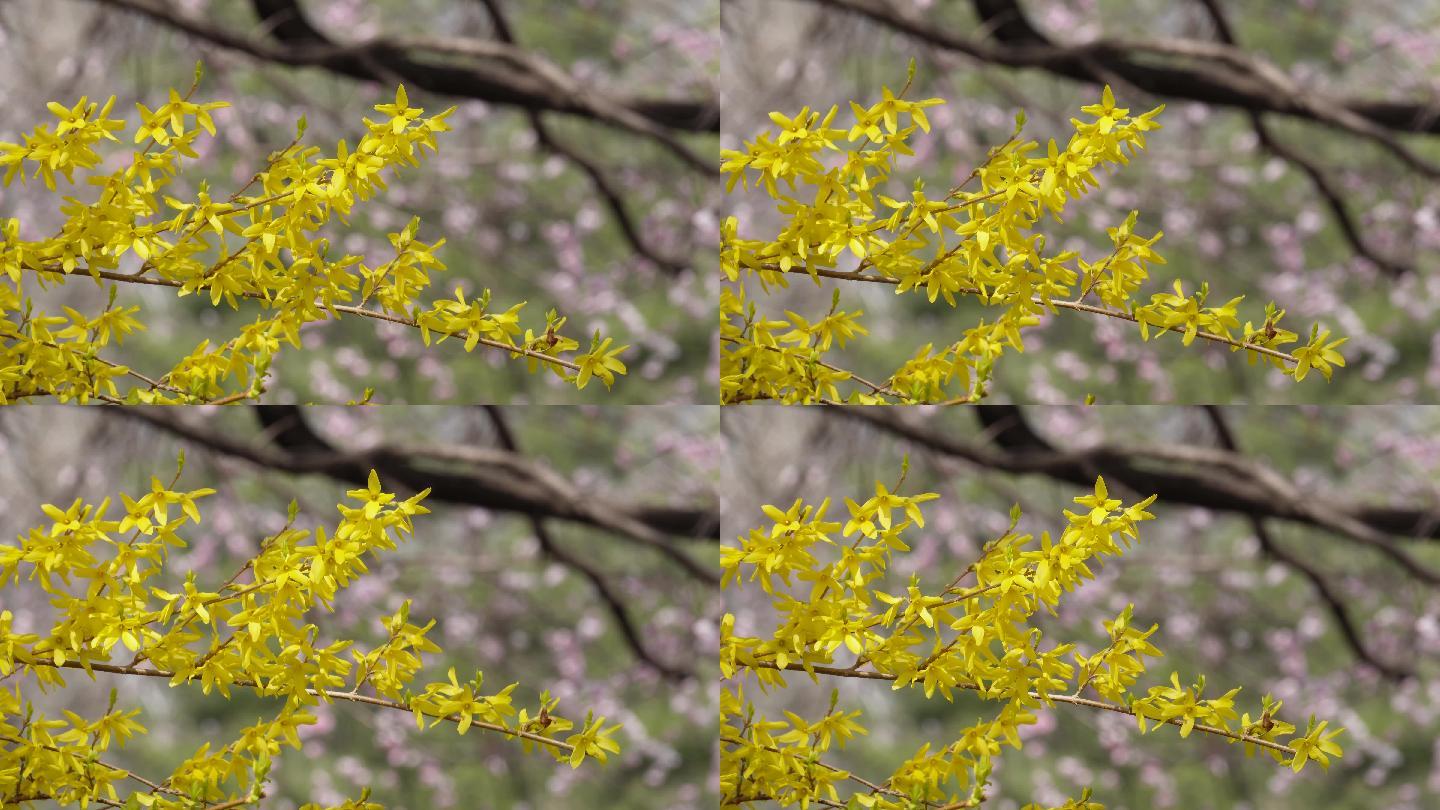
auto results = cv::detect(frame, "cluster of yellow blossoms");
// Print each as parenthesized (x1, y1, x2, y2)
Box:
(720, 475, 1343, 808)
(721, 70, 1346, 403)
(0, 462, 619, 808)
(0, 68, 627, 403)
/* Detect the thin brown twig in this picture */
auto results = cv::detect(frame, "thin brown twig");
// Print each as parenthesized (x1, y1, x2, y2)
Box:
(28, 659, 576, 752)
(720, 336, 907, 400)
(764, 264, 1302, 366)
(744, 661, 1295, 755)
(31, 264, 583, 375)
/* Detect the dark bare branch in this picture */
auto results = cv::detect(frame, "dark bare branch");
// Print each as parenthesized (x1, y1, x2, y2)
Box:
(799, 0, 1440, 173)
(88, 0, 717, 168)
(481, 405, 693, 681)
(109, 408, 720, 583)
(1192, 0, 1409, 276)
(1202, 406, 1409, 680)
(477, 0, 689, 274)
(828, 405, 1440, 585)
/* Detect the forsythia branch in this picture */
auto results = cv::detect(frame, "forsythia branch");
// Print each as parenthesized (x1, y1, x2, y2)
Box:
(720, 474, 1343, 808)
(720, 69, 1347, 404)
(0, 70, 629, 404)
(0, 463, 622, 809)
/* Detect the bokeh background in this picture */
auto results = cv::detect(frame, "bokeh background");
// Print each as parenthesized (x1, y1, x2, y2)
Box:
(722, 405, 1440, 809)
(0, 406, 719, 809)
(721, 0, 1440, 403)
(0, 0, 718, 403)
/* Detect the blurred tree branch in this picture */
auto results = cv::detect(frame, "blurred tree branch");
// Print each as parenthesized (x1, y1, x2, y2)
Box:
(830, 405, 1440, 581)
(829, 404, 1434, 674)
(481, 405, 693, 680)
(799, 0, 1440, 144)
(794, 0, 1440, 275)
(111, 407, 720, 583)
(88, 0, 716, 172)
(1201, 406, 1409, 680)
(475, 0, 690, 274)
(1191, 0, 1409, 277)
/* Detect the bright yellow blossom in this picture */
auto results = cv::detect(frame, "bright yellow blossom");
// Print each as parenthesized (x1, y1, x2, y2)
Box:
(0, 461, 619, 808)
(721, 473, 1343, 808)
(721, 71, 1344, 404)
(0, 67, 626, 403)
